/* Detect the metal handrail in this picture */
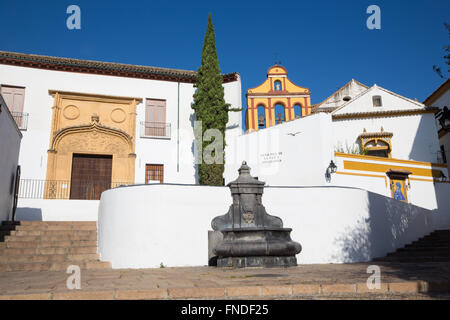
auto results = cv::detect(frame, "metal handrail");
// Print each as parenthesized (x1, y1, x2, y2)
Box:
(18, 179, 133, 200)
(140, 121, 171, 138)
(10, 112, 29, 130)
(12, 166, 20, 221)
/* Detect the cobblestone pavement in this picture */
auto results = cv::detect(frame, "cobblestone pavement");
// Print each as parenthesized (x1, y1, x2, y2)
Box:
(0, 262, 449, 299)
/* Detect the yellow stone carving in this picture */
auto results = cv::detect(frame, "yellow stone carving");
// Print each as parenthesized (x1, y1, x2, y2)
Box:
(63, 105, 80, 120)
(111, 108, 127, 123)
(45, 91, 142, 198)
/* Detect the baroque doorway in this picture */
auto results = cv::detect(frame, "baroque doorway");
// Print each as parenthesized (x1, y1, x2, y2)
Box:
(45, 91, 142, 199)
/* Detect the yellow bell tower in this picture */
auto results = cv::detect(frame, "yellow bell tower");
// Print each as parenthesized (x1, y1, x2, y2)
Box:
(245, 65, 311, 132)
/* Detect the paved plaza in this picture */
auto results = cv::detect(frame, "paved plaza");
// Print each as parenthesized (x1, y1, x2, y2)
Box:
(0, 262, 449, 299)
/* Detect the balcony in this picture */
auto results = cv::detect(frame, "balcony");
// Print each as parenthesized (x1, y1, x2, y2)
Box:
(11, 112, 29, 130)
(140, 121, 171, 139)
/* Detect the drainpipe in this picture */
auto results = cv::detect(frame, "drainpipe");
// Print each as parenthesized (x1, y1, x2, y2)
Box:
(177, 77, 180, 172)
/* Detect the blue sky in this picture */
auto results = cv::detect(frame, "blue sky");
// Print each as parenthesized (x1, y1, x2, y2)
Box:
(1, 0, 449, 118)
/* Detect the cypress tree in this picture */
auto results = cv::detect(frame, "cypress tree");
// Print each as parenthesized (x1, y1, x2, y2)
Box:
(192, 13, 230, 185)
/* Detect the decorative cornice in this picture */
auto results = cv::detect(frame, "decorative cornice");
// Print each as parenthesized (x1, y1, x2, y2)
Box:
(48, 90, 143, 104)
(332, 107, 439, 120)
(247, 91, 310, 97)
(51, 121, 133, 150)
(334, 151, 448, 168)
(359, 128, 393, 139)
(386, 169, 412, 180)
(0, 50, 239, 84)
(311, 107, 336, 114)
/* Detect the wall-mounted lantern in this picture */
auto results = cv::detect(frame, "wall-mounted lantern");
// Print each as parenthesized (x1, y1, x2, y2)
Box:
(325, 160, 338, 183)
(328, 160, 338, 174)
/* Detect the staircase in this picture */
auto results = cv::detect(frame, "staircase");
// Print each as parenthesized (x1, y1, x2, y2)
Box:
(0, 221, 110, 272)
(374, 230, 450, 263)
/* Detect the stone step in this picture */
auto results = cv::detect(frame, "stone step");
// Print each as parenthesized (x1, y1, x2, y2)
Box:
(0, 246, 97, 255)
(415, 236, 450, 242)
(0, 261, 110, 272)
(0, 253, 99, 264)
(397, 244, 450, 252)
(0, 224, 96, 231)
(387, 250, 450, 257)
(1, 221, 95, 225)
(430, 230, 450, 234)
(398, 245, 450, 250)
(0, 221, 110, 272)
(0, 240, 97, 249)
(2, 234, 97, 242)
(374, 256, 450, 263)
(0, 230, 96, 237)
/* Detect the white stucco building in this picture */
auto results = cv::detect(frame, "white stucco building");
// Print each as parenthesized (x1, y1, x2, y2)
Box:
(225, 78, 448, 212)
(0, 51, 241, 215)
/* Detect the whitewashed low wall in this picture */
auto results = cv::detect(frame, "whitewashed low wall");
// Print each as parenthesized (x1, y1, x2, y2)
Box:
(16, 199, 99, 221)
(433, 183, 450, 229)
(98, 184, 437, 268)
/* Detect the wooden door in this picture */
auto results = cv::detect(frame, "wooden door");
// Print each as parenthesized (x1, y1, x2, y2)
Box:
(70, 154, 113, 200)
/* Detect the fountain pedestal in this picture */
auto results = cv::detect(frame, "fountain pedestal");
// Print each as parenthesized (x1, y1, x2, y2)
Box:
(211, 161, 301, 268)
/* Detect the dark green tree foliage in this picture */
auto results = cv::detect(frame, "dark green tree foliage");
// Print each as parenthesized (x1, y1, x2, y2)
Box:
(433, 22, 450, 79)
(192, 14, 230, 185)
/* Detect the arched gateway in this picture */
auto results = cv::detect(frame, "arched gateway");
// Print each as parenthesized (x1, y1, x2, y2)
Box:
(45, 91, 141, 199)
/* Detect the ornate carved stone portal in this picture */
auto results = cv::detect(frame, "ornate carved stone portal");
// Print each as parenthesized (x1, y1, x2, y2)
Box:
(45, 91, 142, 198)
(212, 161, 302, 268)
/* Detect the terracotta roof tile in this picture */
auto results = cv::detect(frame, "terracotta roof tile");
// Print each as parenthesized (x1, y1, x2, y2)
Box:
(0, 51, 238, 84)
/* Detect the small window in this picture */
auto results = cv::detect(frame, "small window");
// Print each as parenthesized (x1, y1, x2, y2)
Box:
(366, 149, 389, 158)
(343, 96, 351, 102)
(274, 80, 282, 91)
(363, 139, 390, 158)
(145, 164, 164, 183)
(372, 95, 382, 107)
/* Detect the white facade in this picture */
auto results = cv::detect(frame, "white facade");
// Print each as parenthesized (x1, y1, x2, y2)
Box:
(224, 83, 448, 212)
(224, 113, 334, 186)
(313, 79, 368, 111)
(0, 96, 22, 221)
(0, 55, 242, 186)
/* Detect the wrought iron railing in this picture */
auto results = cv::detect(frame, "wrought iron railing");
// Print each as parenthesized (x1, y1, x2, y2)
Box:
(10, 112, 29, 130)
(140, 121, 171, 139)
(18, 179, 133, 200)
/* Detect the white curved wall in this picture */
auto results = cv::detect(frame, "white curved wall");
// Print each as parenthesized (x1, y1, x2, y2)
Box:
(0, 103, 22, 221)
(98, 184, 440, 269)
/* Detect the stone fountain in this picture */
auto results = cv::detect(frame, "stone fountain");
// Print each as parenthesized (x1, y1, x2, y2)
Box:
(211, 161, 301, 268)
